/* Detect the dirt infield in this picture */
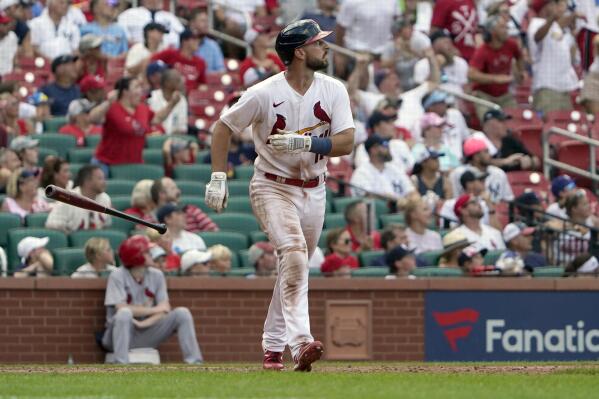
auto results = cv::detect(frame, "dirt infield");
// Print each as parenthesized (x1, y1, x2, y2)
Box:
(2, 363, 599, 374)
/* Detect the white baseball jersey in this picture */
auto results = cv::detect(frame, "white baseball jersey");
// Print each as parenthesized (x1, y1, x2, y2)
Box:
(449, 165, 514, 203)
(220, 72, 355, 180)
(350, 162, 415, 198)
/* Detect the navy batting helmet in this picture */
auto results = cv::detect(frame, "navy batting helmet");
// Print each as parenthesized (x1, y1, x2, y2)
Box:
(275, 19, 332, 66)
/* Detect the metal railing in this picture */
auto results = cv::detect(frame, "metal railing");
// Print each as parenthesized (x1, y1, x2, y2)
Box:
(543, 127, 599, 192)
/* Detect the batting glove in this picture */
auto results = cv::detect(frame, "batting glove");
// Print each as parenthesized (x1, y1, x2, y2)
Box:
(269, 129, 312, 154)
(205, 172, 229, 212)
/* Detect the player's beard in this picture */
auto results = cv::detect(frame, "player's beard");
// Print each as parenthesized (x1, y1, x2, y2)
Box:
(306, 55, 328, 71)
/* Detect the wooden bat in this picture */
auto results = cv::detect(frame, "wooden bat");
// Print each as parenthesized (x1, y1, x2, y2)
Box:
(45, 185, 167, 234)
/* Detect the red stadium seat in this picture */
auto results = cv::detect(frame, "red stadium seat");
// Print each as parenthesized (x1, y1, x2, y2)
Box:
(507, 171, 550, 199)
(512, 123, 544, 159)
(556, 140, 599, 189)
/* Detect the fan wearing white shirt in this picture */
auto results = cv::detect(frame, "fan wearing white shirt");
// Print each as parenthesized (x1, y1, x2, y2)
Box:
(404, 198, 443, 254)
(29, 0, 80, 60)
(452, 193, 506, 251)
(148, 69, 187, 135)
(157, 203, 206, 255)
(117, 0, 184, 49)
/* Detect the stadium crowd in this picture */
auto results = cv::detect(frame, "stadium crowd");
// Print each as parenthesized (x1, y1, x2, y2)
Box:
(0, 0, 599, 283)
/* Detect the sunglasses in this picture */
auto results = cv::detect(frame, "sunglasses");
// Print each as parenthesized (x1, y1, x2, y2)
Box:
(340, 238, 351, 244)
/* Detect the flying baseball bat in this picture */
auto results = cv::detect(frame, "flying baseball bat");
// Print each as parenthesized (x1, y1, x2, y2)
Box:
(45, 185, 167, 234)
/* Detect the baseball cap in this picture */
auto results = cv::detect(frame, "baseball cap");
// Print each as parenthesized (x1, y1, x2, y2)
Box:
(0, 10, 11, 23)
(67, 98, 93, 118)
(10, 136, 39, 151)
(180, 249, 212, 273)
(363, 134, 389, 153)
(515, 191, 541, 207)
(79, 34, 103, 52)
(149, 245, 166, 261)
(482, 109, 511, 124)
(441, 230, 471, 255)
(143, 21, 168, 34)
(502, 222, 535, 243)
(180, 28, 200, 42)
(374, 69, 393, 89)
(79, 75, 106, 93)
(146, 60, 167, 78)
(244, 24, 271, 45)
(429, 29, 452, 43)
(385, 245, 415, 267)
(248, 242, 275, 266)
(367, 111, 395, 129)
(156, 203, 183, 223)
(412, 146, 445, 175)
(459, 169, 488, 189)
(27, 91, 50, 106)
(463, 137, 488, 158)
(570, 255, 599, 274)
(551, 175, 576, 198)
(17, 236, 49, 264)
(421, 90, 450, 110)
(51, 54, 78, 74)
(420, 112, 448, 131)
(0, 0, 19, 10)
(458, 245, 488, 267)
(453, 194, 473, 219)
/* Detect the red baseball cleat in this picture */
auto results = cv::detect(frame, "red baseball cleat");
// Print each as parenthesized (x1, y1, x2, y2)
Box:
(293, 341, 324, 372)
(263, 350, 284, 371)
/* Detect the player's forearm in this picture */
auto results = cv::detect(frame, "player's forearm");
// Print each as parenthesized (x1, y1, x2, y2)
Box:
(116, 304, 158, 317)
(211, 120, 233, 172)
(327, 128, 355, 157)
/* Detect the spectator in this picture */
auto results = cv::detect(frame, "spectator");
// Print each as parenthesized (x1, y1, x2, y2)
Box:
(180, 249, 212, 277)
(452, 193, 506, 251)
(149, 245, 168, 272)
(9, 136, 39, 174)
(438, 230, 471, 268)
(581, 35, 599, 115)
(59, 98, 101, 146)
(248, 241, 277, 278)
(368, 224, 410, 267)
(162, 138, 197, 178)
(117, 0, 184, 49)
(431, 0, 478, 61)
(79, 75, 107, 105)
(342, 199, 382, 252)
(0, 10, 17, 76)
(80, 0, 128, 58)
(148, 68, 187, 136)
(381, 15, 432, 92)
(473, 109, 539, 172)
(414, 29, 469, 94)
(45, 164, 111, 232)
(151, 177, 218, 232)
(350, 134, 417, 204)
(565, 254, 599, 276)
(412, 112, 460, 172)
(102, 235, 203, 364)
(385, 245, 417, 279)
(0, 92, 32, 136)
(1, 168, 49, 220)
(411, 146, 452, 204)
(201, 130, 256, 172)
(1, 0, 33, 56)
(146, 227, 180, 271)
(151, 28, 207, 93)
(449, 137, 514, 203)
(301, 0, 338, 44)
(321, 228, 358, 277)
(0, 148, 21, 193)
(78, 34, 106, 81)
(145, 61, 168, 93)
(14, 236, 53, 277)
(527, 0, 579, 114)
(458, 245, 495, 276)
(240, 24, 284, 87)
(71, 237, 117, 278)
(29, 0, 80, 60)
(468, 15, 524, 121)
(354, 111, 414, 172)
(188, 8, 225, 73)
(208, 244, 233, 275)
(41, 55, 81, 116)
(404, 198, 443, 254)
(514, 191, 546, 226)
(157, 203, 207, 255)
(125, 22, 167, 78)
(39, 156, 72, 199)
(26, 91, 52, 135)
(212, 0, 267, 57)
(124, 179, 156, 227)
(498, 222, 547, 273)
(547, 175, 576, 219)
(93, 77, 178, 174)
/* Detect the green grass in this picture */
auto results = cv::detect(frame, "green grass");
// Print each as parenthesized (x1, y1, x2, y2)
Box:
(1, 363, 599, 398)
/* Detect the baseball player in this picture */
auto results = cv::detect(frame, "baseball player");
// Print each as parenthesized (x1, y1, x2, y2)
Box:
(205, 20, 355, 371)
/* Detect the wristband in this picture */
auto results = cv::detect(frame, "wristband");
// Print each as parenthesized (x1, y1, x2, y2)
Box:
(309, 137, 332, 155)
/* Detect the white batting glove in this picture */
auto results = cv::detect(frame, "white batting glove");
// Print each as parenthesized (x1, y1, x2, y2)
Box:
(269, 129, 312, 154)
(205, 172, 228, 212)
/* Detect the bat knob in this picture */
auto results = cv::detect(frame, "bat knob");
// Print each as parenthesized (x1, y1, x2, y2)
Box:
(155, 224, 168, 235)
(45, 185, 58, 199)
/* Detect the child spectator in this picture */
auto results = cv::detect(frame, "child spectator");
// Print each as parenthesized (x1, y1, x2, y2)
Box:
(124, 179, 156, 228)
(321, 228, 358, 278)
(180, 249, 212, 277)
(14, 236, 53, 277)
(458, 245, 494, 276)
(59, 98, 101, 146)
(208, 244, 233, 275)
(27, 92, 52, 135)
(546, 175, 576, 219)
(248, 242, 277, 278)
(385, 245, 417, 279)
(71, 237, 117, 278)
(1, 168, 49, 221)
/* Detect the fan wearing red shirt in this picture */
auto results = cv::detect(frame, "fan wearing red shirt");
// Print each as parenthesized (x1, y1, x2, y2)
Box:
(468, 15, 524, 122)
(59, 98, 102, 146)
(320, 228, 359, 277)
(431, 0, 478, 61)
(239, 24, 285, 87)
(93, 77, 180, 174)
(151, 28, 207, 93)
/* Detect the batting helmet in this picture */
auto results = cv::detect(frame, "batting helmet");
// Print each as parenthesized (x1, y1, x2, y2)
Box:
(275, 19, 332, 66)
(119, 235, 151, 268)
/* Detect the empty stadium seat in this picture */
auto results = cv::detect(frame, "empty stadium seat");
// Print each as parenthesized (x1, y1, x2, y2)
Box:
(110, 216, 133, 235)
(68, 147, 95, 163)
(69, 163, 84, 178)
(484, 250, 504, 265)
(7, 228, 68, 270)
(506, 171, 550, 198)
(419, 250, 445, 267)
(411, 267, 463, 277)
(324, 213, 346, 229)
(227, 267, 255, 277)
(234, 165, 254, 180)
(533, 266, 565, 277)
(359, 250, 385, 267)
(249, 230, 268, 244)
(25, 212, 49, 228)
(198, 231, 248, 252)
(179, 195, 213, 213)
(43, 117, 68, 132)
(110, 164, 164, 180)
(228, 180, 250, 196)
(351, 267, 389, 277)
(38, 134, 77, 158)
(238, 249, 251, 268)
(556, 141, 597, 188)
(176, 180, 205, 197)
(145, 135, 168, 149)
(85, 135, 102, 148)
(0, 213, 22, 247)
(226, 197, 253, 213)
(210, 213, 260, 234)
(333, 197, 389, 216)
(105, 179, 136, 196)
(37, 147, 59, 164)
(173, 164, 212, 182)
(143, 149, 164, 165)
(69, 230, 127, 251)
(513, 123, 544, 159)
(110, 196, 132, 211)
(309, 268, 323, 277)
(380, 213, 405, 227)
(52, 247, 86, 276)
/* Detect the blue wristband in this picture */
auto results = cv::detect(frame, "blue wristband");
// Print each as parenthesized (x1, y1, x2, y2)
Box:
(309, 137, 332, 155)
